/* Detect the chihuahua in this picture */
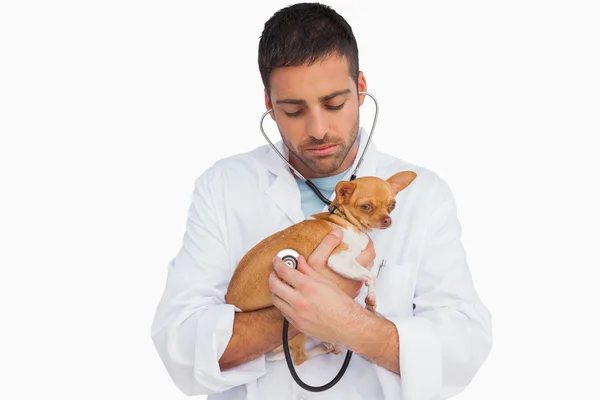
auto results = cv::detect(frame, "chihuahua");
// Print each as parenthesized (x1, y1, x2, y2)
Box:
(225, 170, 417, 366)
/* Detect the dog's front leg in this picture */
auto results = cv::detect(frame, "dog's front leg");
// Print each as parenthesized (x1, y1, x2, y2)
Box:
(328, 253, 377, 312)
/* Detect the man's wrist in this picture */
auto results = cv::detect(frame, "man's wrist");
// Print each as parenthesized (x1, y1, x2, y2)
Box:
(268, 306, 300, 337)
(343, 305, 398, 363)
(339, 300, 376, 348)
(344, 305, 401, 374)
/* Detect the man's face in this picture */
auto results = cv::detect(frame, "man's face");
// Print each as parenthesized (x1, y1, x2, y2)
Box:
(265, 55, 367, 179)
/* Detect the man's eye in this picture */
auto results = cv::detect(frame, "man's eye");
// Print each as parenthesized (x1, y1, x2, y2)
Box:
(283, 109, 304, 117)
(327, 102, 346, 111)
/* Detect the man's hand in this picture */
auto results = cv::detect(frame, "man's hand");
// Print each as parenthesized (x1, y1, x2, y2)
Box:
(268, 229, 375, 345)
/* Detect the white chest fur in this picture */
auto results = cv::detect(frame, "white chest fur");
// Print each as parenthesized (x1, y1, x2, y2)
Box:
(325, 223, 377, 311)
(341, 224, 368, 257)
(327, 224, 371, 279)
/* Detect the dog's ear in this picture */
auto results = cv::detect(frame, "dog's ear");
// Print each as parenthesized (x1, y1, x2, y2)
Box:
(334, 181, 356, 204)
(387, 171, 417, 196)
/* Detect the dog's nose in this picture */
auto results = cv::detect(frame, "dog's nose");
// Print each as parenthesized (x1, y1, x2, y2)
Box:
(382, 216, 392, 227)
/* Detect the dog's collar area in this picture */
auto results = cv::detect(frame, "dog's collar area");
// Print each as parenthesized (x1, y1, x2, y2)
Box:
(328, 204, 347, 220)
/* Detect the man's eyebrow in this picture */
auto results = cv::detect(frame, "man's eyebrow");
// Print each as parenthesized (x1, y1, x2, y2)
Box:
(275, 89, 351, 105)
(319, 89, 351, 102)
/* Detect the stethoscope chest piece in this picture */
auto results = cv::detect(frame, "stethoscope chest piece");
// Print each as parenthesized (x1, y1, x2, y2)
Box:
(276, 249, 300, 269)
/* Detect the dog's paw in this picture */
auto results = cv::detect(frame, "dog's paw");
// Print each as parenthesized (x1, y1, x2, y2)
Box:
(365, 295, 377, 313)
(265, 350, 286, 361)
(265, 345, 285, 361)
(323, 342, 341, 355)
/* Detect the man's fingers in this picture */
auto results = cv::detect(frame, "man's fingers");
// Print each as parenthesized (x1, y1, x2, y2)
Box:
(271, 291, 295, 320)
(295, 255, 325, 281)
(271, 257, 307, 289)
(307, 229, 343, 265)
(269, 268, 295, 299)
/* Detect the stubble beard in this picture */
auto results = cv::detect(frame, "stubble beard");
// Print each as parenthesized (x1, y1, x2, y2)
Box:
(283, 118, 359, 176)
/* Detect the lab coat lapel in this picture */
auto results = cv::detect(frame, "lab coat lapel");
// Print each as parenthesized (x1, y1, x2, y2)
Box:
(262, 141, 306, 224)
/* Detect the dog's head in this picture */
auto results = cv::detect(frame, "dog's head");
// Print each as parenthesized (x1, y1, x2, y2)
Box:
(332, 171, 417, 231)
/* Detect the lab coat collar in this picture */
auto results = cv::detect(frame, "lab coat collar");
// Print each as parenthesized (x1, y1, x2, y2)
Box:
(261, 126, 379, 224)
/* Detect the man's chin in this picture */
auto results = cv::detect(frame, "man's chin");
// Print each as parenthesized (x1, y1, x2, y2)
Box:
(302, 151, 346, 169)
(303, 159, 345, 176)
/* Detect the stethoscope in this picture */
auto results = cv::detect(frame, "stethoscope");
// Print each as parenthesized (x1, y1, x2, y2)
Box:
(259, 91, 379, 392)
(260, 91, 379, 206)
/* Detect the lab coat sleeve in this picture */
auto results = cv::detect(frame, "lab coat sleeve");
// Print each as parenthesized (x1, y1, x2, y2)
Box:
(390, 177, 493, 400)
(150, 166, 266, 396)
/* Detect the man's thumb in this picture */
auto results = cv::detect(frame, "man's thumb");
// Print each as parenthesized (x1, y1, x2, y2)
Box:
(308, 229, 343, 264)
(323, 229, 343, 247)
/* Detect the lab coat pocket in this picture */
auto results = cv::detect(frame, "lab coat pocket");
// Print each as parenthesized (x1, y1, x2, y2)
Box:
(374, 261, 415, 318)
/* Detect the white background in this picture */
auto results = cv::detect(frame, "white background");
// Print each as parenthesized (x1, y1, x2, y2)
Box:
(1, 1, 599, 399)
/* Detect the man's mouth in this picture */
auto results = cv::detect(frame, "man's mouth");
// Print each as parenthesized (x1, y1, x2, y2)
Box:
(306, 144, 337, 156)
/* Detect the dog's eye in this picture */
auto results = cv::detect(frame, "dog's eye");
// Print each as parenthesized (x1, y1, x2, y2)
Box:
(361, 204, 372, 211)
(390, 202, 396, 210)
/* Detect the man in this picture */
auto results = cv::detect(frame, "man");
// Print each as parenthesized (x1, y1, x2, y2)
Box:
(151, 3, 492, 399)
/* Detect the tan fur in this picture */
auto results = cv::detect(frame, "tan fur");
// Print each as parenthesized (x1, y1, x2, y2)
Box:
(224, 170, 417, 366)
(225, 215, 354, 311)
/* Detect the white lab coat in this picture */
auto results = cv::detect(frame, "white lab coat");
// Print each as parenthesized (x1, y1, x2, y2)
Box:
(150, 127, 493, 400)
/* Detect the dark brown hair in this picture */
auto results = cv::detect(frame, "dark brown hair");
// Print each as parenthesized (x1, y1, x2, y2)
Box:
(258, 2, 359, 95)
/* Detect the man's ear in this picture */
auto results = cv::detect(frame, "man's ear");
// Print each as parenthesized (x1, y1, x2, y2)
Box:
(335, 181, 356, 204)
(358, 71, 367, 106)
(264, 89, 275, 121)
(387, 171, 417, 196)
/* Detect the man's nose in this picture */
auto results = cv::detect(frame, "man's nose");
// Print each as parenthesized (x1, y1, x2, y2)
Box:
(308, 111, 328, 140)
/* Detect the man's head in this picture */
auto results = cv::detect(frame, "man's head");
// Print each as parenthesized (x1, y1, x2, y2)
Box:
(258, 3, 367, 178)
